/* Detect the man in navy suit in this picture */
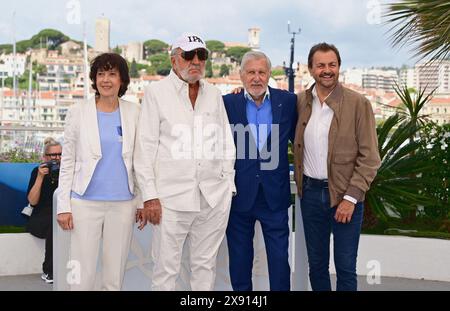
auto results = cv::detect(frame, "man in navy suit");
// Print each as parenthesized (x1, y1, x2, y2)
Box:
(223, 51, 297, 291)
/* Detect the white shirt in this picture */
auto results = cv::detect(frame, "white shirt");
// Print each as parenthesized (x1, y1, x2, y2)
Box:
(303, 86, 334, 180)
(133, 70, 236, 212)
(303, 86, 358, 205)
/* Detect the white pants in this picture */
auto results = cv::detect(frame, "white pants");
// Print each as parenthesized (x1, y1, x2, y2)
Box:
(69, 198, 137, 291)
(151, 193, 232, 291)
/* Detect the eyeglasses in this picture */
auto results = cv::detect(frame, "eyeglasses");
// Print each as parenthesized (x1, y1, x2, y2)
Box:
(46, 153, 62, 158)
(177, 49, 209, 61)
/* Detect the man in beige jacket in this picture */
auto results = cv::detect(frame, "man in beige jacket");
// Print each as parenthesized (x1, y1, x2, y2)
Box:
(293, 43, 381, 291)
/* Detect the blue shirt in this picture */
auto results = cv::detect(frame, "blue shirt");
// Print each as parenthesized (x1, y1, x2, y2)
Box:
(72, 109, 134, 201)
(245, 89, 272, 152)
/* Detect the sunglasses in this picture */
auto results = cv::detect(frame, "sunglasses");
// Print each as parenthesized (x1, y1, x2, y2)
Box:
(178, 49, 209, 61)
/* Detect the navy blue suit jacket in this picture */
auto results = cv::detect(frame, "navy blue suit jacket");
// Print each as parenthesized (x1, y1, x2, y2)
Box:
(223, 87, 298, 212)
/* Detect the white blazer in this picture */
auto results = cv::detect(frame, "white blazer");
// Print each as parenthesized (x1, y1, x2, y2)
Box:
(57, 97, 141, 214)
(134, 71, 236, 212)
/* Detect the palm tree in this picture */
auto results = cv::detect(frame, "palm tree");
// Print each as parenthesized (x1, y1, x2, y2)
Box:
(393, 83, 436, 221)
(367, 0, 450, 229)
(393, 83, 435, 127)
(384, 0, 450, 62)
(364, 84, 441, 227)
(364, 114, 440, 225)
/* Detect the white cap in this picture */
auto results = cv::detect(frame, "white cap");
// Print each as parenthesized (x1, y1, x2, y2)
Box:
(171, 32, 208, 52)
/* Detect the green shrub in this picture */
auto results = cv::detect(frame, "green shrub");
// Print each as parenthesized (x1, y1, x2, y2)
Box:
(0, 149, 40, 163)
(0, 226, 26, 234)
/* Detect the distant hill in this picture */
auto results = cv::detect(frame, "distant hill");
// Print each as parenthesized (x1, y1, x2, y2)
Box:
(0, 29, 83, 54)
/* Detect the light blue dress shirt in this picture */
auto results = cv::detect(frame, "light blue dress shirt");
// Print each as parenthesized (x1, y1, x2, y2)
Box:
(245, 89, 272, 152)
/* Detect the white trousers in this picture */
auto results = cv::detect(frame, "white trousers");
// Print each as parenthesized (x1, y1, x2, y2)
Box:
(69, 198, 137, 291)
(151, 193, 232, 291)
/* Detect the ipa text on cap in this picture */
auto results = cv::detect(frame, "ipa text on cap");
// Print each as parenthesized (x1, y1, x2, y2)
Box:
(172, 33, 208, 52)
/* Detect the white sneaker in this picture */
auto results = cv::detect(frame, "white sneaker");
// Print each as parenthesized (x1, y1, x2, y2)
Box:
(41, 273, 53, 284)
(41, 273, 48, 281)
(45, 275, 53, 284)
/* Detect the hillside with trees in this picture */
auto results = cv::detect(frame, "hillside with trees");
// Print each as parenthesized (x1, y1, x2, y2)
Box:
(0, 29, 74, 54)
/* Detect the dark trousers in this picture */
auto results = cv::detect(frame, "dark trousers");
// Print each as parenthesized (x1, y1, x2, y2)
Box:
(300, 176, 364, 291)
(226, 185, 291, 291)
(43, 226, 53, 277)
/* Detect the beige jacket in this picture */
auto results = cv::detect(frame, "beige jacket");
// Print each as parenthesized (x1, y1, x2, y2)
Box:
(293, 83, 381, 207)
(57, 97, 141, 214)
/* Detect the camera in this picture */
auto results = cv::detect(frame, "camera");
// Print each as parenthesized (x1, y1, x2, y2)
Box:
(42, 159, 60, 182)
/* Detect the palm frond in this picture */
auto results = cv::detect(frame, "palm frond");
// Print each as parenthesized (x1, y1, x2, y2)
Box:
(377, 114, 401, 149)
(384, 0, 450, 62)
(392, 82, 436, 125)
(367, 82, 440, 219)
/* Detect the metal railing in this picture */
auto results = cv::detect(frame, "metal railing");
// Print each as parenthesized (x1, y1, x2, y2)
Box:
(0, 126, 64, 155)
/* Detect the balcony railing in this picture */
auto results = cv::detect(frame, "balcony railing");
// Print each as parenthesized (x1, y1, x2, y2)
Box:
(0, 125, 64, 154)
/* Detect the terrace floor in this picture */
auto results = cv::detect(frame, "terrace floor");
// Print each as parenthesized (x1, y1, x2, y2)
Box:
(0, 274, 449, 291)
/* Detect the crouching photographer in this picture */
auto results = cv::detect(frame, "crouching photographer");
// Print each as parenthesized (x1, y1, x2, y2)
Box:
(26, 137, 62, 284)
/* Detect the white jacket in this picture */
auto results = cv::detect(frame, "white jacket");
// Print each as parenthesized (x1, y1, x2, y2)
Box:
(134, 71, 236, 212)
(57, 97, 141, 214)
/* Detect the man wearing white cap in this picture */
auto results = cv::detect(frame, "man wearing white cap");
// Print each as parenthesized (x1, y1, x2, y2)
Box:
(134, 33, 236, 291)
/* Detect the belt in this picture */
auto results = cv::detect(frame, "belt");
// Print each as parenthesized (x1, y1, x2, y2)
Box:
(303, 175, 328, 188)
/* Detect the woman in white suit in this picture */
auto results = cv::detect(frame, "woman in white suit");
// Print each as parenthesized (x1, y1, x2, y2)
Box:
(57, 53, 144, 290)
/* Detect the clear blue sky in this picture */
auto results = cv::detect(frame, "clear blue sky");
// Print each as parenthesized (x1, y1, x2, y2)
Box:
(0, 0, 417, 69)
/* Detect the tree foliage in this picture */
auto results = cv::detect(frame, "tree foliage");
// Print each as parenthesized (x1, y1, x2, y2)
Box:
(148, 53, 171, 76)
(0, 149, 40, 163)
(144, 39, 169, 58)
(417, 123, 450, 219)
(225, 46, 252, 63)
(206, 60, 213, 78)
(113, 45, 122, 54)
(206, 40, 225, 53)
(129, 59, 139, 78)
(0, 29, 71, 53)
(219, 64, 230, 77)
(365, 85, 447, 228)
(271, 69, 285, 77)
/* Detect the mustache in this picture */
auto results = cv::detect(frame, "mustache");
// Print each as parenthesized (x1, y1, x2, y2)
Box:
(188, 64, 202, 70)
(320, 73, 334, 78)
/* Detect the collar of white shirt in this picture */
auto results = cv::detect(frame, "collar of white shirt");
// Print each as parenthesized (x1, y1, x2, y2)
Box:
(169, 69, 205, 93)
(311, 85, 336, 104)
(244, 88, 270, 103)
(312, 86, 319, 102)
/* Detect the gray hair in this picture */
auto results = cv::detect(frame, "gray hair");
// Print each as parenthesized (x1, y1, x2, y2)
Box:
(43, 137, 61, 155)
(170, 47, 180, 57)
(240, 51, 272, 73)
